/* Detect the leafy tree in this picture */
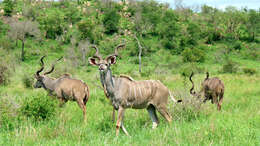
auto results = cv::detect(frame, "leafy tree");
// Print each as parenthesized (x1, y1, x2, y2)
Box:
(103, 9, 120, 34)
(37, 8, 65, 39)
(8, 19, 41, 61)
(3, 0, 15, 16)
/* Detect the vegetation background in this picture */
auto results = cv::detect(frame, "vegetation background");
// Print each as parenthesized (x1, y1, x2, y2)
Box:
(0, 0, 259, 145)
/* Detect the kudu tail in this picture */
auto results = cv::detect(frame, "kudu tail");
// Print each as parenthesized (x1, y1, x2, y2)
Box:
(169, 91, 182, 103)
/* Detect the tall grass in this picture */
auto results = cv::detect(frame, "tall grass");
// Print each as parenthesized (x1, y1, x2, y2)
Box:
(0, 45, 259, 145)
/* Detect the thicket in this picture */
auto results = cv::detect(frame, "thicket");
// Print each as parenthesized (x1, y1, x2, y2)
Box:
(0, 0, 258, 63)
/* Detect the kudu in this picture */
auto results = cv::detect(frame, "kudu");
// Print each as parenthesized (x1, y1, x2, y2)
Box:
(189, 72, 224, 111)
(88, 44, 181, 136)
(34, 56, 90, 121)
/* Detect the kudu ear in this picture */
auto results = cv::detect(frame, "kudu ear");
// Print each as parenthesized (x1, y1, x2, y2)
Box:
(106, 55, 117, 65)
(88, 57, 99, 66)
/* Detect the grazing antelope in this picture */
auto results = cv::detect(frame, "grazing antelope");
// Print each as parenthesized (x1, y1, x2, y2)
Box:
(88, 44, 181, 136)
(189, 72, 224, 111)
(34, 56, 90, 121)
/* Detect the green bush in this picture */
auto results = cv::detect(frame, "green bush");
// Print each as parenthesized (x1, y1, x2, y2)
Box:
(232, 41, 243, 51)
(0, 36, 15, 50)
(170, 90, 204, 122)
(182, 47, 205, 63)
(77, 17, 104, 43)
(0, 96, 19, 131)
(205, 28, 221, 44)
(103, 9, 120, 34)
(0, 61, 10, 85)
(22, 74, 34, 88)
(180, 64, 205, 78)
(3, 0, 15, 16)
(0, 20, 9, 35)
(37, 8, 65, 39)
(243, 68, 257, 75)
(222, 59, 239, 73)
(20, 95, 58, 121)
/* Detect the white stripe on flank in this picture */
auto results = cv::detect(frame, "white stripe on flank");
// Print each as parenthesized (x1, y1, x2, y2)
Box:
(138, 83, 142, 97)
(133, 84, 137, 98)
(129, 84, 132, 97)
(147, 80, 151, 95)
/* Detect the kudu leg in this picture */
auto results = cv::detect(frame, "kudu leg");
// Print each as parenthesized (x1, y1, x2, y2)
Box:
(217, 93, 224, 111)
(112, 107, 115, 122)
(121, 121, 129, 136)
(77, 100, 86, 121)
(58, 98, 67, 107)
(116, 106, 125, 136)
(147, 104, 159, 129)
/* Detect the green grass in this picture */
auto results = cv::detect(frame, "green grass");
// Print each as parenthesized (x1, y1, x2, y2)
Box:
(0, 43, 260, 145)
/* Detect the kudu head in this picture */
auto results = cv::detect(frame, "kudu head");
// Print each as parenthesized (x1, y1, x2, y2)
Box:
(189, 72, 202, 98)
(88, 44, 125, 73)
(34, 56, 63, 88)
(189, 72, 210, 98)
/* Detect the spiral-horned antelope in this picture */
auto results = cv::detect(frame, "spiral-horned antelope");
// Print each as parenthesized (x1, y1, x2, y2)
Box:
(34, 56, 90, 121)
(88, 44, 181, 136)
(189, 72, 224, 111)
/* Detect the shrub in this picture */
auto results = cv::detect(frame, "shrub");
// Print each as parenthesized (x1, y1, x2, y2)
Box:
(231, 41, 243, 51)
(205, 28, 221, 44)
(103, 9, 120, 34)
(0, 62, 10, 85)
(182, 47, 205, 63)
(243, 68, 257, 75)
(180, 64, 205, 78)
(22, 74, 34, 88)
(77, 17, 104, 43)
(0, 36, 15, 50)
(20, 95, 58, 121)
(3, 0, 15, 16)
(37, 8, 65, 39)
(0, 96, 20, 131)
(0, 20, 9, 35)
(170, 90, 206, 122)
(222, 59, 239, 73)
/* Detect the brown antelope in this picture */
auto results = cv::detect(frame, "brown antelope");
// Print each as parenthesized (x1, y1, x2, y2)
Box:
(189, 72, 224, 111)
(88, 44, 181, 136)
(34, 56, 90, 121)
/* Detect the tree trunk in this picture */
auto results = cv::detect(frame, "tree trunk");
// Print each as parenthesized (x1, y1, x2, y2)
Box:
(134, 35, 142, 73)
(82, 48, 86, 66)
(21, 40, 25, 61)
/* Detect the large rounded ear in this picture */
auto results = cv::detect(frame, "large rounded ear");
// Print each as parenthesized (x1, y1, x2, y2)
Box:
(106, 55, 117, 65)
(88, 57, 99, 66)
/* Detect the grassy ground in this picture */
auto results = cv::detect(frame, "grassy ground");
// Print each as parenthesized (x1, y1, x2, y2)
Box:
(0, 43, 260, 145)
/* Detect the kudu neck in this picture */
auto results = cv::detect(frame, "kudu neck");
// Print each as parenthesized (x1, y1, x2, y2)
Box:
(100, 68, 115, 95)
(43, 76, 57, 92)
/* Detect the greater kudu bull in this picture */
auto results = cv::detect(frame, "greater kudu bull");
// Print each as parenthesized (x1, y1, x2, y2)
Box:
(88, 44, 181, 136)
(34, 56, 90, 121)
(189, 72, 224, 111)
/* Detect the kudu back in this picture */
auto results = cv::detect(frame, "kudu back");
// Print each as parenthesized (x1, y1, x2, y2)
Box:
(88, 44, 181, 136)
(34, 56, 90, 121)
(189, 72, 224, 111)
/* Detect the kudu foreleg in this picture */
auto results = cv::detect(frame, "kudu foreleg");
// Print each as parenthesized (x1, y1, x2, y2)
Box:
(116, 107, 127, 136)
(147, 104, 159, 129)
(112, 107, 115, 122)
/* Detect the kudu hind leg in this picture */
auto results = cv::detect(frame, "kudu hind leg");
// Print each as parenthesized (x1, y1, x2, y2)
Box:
(76, 99, 86, 121)
(217, 92, 224, 111)
(147, 104, 159, 129)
